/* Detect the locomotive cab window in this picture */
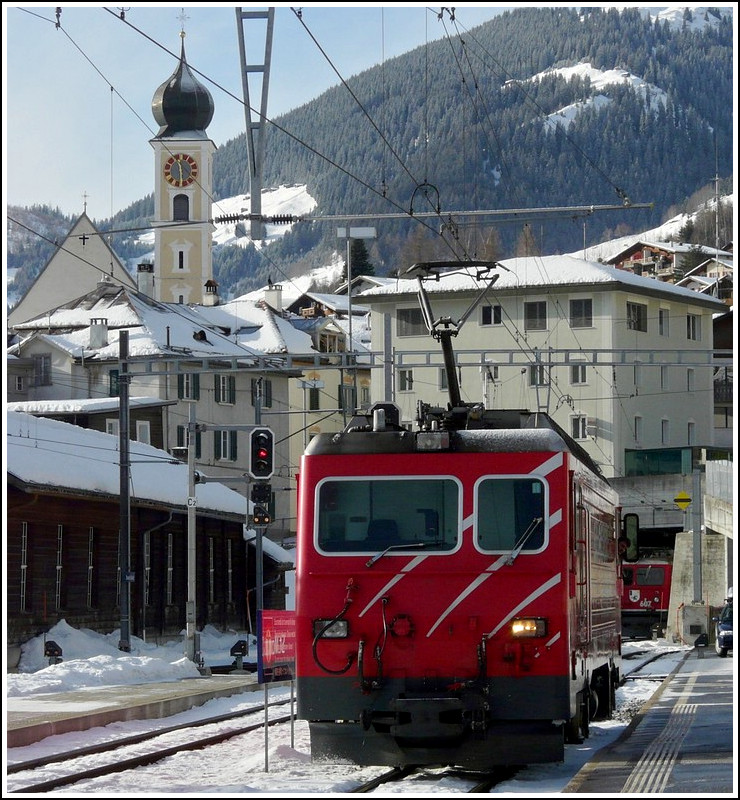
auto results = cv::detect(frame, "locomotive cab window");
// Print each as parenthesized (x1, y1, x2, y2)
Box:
(315, 477, 459, 553)
(475, 477, 546, 553)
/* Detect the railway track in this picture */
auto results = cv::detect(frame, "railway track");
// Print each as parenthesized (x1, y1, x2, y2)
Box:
(350, 765, 521, 793)
(7, 699, 293, 794)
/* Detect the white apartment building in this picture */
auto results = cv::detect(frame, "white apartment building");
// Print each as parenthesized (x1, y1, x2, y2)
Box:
(360, 255, 728, 481)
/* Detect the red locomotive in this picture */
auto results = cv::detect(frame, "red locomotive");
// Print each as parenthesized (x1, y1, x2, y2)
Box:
(294, 263, 623, 768)
(620, 557, 673, 639)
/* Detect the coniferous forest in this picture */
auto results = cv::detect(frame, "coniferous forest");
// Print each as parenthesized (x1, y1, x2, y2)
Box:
(8, 7, 734, 300)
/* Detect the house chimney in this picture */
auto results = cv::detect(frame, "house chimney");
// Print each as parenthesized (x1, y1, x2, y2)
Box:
(202, 279, 220, 307)
(90, 317, 108, 349)
(265, 283, 283, 313)
(137, 262, 155, 296)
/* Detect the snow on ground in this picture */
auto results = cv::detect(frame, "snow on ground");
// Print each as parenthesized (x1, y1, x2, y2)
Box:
(4, 620, 693, 796)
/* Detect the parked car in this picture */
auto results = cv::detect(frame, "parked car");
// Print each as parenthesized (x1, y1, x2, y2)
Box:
(713, 589, 733, 658)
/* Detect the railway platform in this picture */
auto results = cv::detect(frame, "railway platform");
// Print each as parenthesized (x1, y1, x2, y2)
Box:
(6, 670, 261, 749)
(564, 648, 736, 794)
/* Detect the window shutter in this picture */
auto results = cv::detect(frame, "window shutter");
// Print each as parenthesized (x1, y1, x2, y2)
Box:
(193, 374, 200, 400)
(229, 376, 236, 404)
(177, 374, 184, 399)
(214, 374, 221, 403)
(230, 430, 238, 462)
(214, 430, 221, 460)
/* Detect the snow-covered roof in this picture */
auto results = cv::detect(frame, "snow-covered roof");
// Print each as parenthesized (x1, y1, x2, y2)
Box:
(7, 411, 293, 565)
(607, 240, 733, 262)
(358, 255, 727, 308)
(7, 397, 174, 415)
(7, 410, 245, 515)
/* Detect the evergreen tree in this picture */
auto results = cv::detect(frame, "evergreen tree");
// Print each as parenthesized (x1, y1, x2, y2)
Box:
(343, 238, 375, 282)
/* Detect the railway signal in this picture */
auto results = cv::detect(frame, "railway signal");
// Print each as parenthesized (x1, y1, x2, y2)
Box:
(248, 427, 274, 479)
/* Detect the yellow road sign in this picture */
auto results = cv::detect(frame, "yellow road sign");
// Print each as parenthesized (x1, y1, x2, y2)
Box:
(674, 491, 691, 510)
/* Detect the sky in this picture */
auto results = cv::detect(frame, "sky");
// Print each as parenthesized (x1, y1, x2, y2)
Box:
(5, 620, 701, 794)
(3, 2, 515, 222)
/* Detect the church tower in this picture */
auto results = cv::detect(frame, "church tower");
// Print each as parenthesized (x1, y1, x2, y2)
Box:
(150, 30, 216, 305)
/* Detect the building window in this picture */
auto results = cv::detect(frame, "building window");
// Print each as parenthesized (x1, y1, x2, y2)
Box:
(627, 301, 648, 332)
(633, 361, 642, 387)
(399, 369, 414, 391)
(15, 375, 25, 392)
(106, 418, 119, 437)
(571, 416, 587, 440)
(569, 298, 592, 328)
(439, 368, 448, 391)
(309, 387, 320, 410)
(687, 368, 695, 392)
(215, 374, 236, 405)
(687, 314, 701, 341)
(529, 364, 548, 386)
(166, 533, 174, 605)
(338, 384, 356, 413)
(178, 373, 200, 400)
(176, 424, 202, 459)
(661, 419, 670, 445)
(481, 304, 502, 326)
(144, 531, 151, 607)
(397, 307, 426, 336)
(108, 370, 119, 397)
(20, 522, 29, 613)
(55, 524, 64, 611)
(660, 365, 669, 391)
(659, 308, 670, 336)
(178, 251, 185, 270)
(226, 540, 234, 603)
(360, 386, 371, 407)
(208, 538, 215, 604)
(32, 353, 52, 386)
(524, 301, 546, 330)
(634, 416, 643, 444)
(86, 527, 96, 608)
(135, 420, 151, 445)
(687, 421, 696, 446)
(570, 363, 587, 385)
(215, 429, 238, 462)
(173, 194, 189, 222)
(251, 378, 272, 408)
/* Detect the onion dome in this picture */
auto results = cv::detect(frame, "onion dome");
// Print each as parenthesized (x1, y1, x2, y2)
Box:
(152, 35, 214, 137)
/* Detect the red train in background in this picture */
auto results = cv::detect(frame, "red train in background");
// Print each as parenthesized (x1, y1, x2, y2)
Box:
(620, 556, 673, 639)
(294, 262, 625, 769)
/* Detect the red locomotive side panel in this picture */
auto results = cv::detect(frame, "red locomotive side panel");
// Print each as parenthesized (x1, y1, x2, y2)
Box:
(295, 426, 621, 769)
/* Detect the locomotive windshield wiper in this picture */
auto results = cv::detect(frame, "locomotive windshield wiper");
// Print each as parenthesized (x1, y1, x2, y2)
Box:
(506, 516, 544, 566)
(365, 540, 442, 568)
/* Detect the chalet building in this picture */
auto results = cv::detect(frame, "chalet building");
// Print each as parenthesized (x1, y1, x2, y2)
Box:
(6, 411, 292, 664)
(605, 240, 732, 282)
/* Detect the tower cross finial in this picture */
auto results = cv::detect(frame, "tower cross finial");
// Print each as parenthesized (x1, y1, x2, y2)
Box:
(82, 191, 89, 213)
(178, 7, 189, 38)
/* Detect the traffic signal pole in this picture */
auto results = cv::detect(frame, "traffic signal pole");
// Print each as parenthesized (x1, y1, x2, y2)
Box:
(185, 421, 275, 666)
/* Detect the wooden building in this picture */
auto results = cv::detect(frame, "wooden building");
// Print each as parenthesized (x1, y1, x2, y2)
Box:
(6, 411, 292, 663)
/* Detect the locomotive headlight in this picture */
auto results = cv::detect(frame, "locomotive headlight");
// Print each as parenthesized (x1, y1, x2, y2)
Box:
(511, 617, 547, 637)
(313, 619, 349, 639)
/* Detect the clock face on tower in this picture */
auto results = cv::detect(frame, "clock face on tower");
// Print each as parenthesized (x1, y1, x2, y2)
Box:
(164, 153, 198, 187)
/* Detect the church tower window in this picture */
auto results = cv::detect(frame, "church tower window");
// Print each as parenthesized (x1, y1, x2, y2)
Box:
(173, 194, 189, 221)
